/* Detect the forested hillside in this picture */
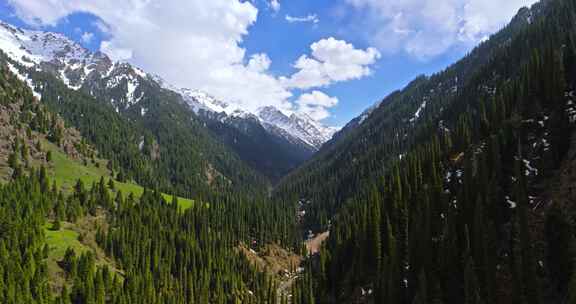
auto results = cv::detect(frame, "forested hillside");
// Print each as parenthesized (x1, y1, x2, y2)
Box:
(277, 0, 576, 302)
(202, 113, 314, 182)
(5, 54, 270, 201)
(275, 1, 552, 229)
(0, 53, 302, 303)
(0, 20, 334, 183)
(0, 172, 301, 303)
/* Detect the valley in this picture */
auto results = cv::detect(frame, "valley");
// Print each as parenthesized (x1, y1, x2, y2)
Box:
(1, 0, 576, 303)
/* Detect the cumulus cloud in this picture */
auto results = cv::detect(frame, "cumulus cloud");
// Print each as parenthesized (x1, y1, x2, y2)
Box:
(346, 0, 538, 58)
(296, 91, 339, 121)
(6, 0, 379, 121)
(285, 14, 319, 24)
(282, 37, 380, 89)
(80, 31, 94, 43)
(6, 0, 290, 112)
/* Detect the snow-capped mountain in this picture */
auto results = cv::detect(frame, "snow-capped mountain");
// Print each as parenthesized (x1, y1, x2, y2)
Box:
(0, 21, 152, 111)
(257, 106, 337, 149)
(0, 21, 96, 68)
(0, 21, 336, 151)
(179, 88, 241, 115)
(0, 20, 338, 180)
(178, 88, 337, 150)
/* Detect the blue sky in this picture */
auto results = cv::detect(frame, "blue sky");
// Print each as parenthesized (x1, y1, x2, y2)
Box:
(0, 0, 537, 127)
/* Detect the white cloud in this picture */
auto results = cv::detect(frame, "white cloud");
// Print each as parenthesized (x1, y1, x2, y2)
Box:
(247, 53, 271, 72)
(282, 37, 380, 89)
(269, 0, 280, 12)
(286, 14, 319, 24)
(346, 0, 538, 58)
(6, 0, 290, 112)
(296, 91, 339, 120)
(6, 1, 379, 121)
(80, 31, 94, 43)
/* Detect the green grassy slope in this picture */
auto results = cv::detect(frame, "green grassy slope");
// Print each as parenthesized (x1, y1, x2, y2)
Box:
(44, 222, 89, 290)
(44, 140, 194, 210)
(44, 222, 88, 260)
(43, 216, 125, 291)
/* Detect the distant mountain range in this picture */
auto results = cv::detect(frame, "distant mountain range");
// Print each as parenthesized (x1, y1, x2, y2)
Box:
(0, 21, 338, 180)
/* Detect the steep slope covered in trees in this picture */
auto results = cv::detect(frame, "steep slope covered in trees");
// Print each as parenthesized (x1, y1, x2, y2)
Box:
(1, 53, 270, 200)
(200, 111, 314, 182)
(0, 21, 330, 182)
(0, 52, 302, 304)
(279, 0, 576, 302)
(276, 0, 553, 230)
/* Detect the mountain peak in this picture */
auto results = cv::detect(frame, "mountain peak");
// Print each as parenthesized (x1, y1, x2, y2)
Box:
(179, 88, 241, 115)
(0, 21, 337, 151)
(257, 106, 337, 150)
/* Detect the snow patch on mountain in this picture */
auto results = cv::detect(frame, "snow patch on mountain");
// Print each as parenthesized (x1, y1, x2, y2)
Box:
(0, 23, 43, 67)
(410, 100, 427, 123)
(126, 76, 139, 106)
(7, 62, 41, 99)
(59, 69, 82, 90)
(133, 67, 147, 79)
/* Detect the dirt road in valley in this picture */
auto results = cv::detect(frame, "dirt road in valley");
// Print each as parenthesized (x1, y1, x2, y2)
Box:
(276, 231, 330, 302)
